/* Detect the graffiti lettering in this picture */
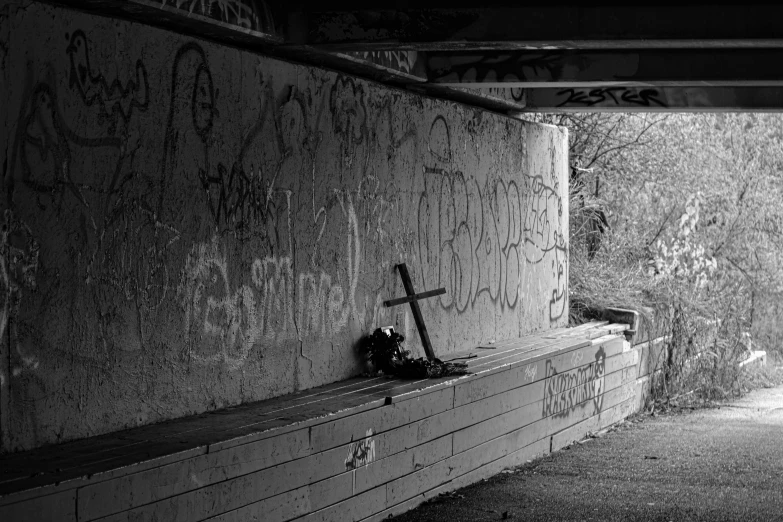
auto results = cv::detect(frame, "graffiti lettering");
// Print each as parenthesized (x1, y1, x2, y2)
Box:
(180, 193, 362, 369)
(556, 87, 667, 108)
(543, 347, 606, 418)
(427, 52, 561, 86)
(419, 117, 522, 312)
(418, 116, 567, 322)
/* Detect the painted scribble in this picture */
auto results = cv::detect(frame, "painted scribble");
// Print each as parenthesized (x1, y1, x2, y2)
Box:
(523, 174, 565, 264)
(346, 51, 419, 75)
(344, 429, 376, 469)
(549, 242, 567, 322)
(14, 79, 112, 210)
(66, 30, 149, 136)
(0, 211, 40, 345)
(197, 71, 309, 239)
(543, 347, 606, 418)
(160, 42, 217, 231)
(7, 29, 173, 374)
(426, 52, 563, 85)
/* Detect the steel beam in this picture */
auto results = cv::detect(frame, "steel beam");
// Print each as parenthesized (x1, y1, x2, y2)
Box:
(291, 5, 783, 50)
(425, 49, 783, 88)
(523, 87, 783, 112)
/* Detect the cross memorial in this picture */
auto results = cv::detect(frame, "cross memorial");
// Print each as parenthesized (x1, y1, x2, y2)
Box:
(383, 263, 445, 360)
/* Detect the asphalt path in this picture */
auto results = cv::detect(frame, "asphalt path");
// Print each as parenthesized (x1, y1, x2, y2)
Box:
(391, 385, 783, 522)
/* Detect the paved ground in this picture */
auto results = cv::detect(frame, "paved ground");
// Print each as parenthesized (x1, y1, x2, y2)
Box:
(391, 385, 783, 522)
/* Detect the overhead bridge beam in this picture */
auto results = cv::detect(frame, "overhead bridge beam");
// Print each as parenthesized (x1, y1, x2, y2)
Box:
(41, 1, 783, 113)
(294, 5, 783, 50)
(423, 49, 783, 88)
(523, 87, 783, 112)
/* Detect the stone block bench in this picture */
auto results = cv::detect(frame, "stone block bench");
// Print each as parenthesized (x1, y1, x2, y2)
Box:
(0, 322, 638, 522)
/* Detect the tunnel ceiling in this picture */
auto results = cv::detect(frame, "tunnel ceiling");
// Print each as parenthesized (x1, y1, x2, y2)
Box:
(47, 1, 783, 114)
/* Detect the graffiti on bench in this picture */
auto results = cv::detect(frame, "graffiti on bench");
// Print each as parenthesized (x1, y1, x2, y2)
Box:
(345, 428, 376, 469)
(543, 347, 606, 418)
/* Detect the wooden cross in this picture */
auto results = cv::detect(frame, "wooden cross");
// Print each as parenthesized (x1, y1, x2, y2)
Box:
(383, 263, 445, 360)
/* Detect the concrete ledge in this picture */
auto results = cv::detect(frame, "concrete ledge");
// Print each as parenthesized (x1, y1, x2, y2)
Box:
(602, 308, 640, 343)
(739, 350, 767, 369)
(0, 322, 639, 522)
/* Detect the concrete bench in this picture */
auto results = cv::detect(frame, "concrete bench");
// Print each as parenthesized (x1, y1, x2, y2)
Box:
(0, 322, 638, 522)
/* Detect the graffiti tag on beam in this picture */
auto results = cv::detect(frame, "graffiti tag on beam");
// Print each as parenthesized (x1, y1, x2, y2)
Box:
(556, 88, 667, 108)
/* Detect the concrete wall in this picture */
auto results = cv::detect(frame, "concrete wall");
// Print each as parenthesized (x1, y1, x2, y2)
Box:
(0, 1, 568, 453)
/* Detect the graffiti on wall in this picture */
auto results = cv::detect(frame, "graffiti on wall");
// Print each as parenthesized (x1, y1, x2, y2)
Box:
(549, 241, 567, 322)
(2, 5, 568, 454)
(0, 5, 573, 453)
(180, 191, 363, 369)
(418, 116, 566, 318)
(542, 347, 606, 418)
(0, 211, 41, 382)
(418, 116, 520, 312)
(345, 51, 419, 75)
(159, 0, 275, 33)
(30, 32, 176, 301)
(167, 58, 409, 369)
(66, 30, 149, 136)
(7, 28, 185, 378)
(523, 137, 568, 323)
(6, 25, 567, 378)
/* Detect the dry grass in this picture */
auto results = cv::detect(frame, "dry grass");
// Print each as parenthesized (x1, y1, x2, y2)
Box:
(569, 214, 778, 406)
